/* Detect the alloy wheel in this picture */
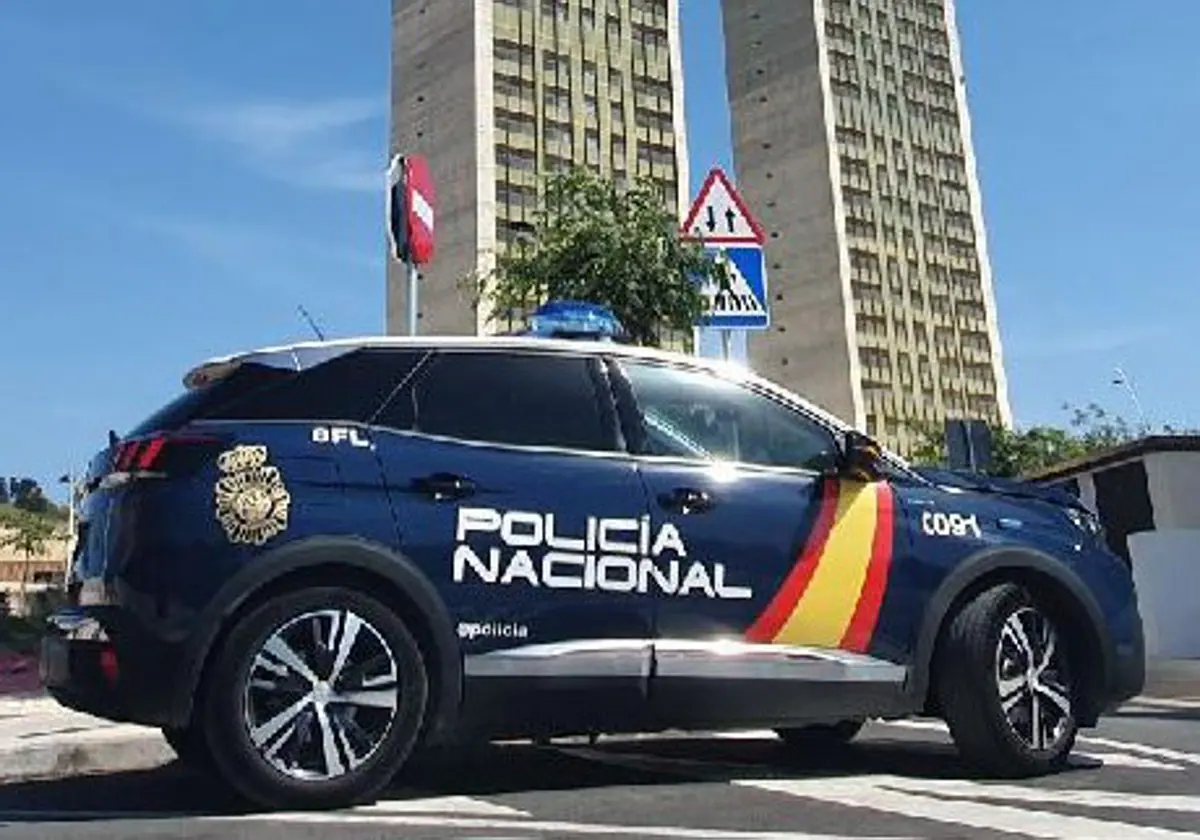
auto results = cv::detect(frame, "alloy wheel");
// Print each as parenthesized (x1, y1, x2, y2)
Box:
(994, 605, 1073, 751)
(242, 609, 400, 781)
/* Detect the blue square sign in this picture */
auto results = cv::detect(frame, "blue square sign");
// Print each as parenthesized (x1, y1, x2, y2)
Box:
(695, 246, 770, 330)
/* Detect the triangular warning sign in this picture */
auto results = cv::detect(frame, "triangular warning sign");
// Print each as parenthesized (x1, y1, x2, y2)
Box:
(699, 249, 768, 319)
(681, 168, 766, 246)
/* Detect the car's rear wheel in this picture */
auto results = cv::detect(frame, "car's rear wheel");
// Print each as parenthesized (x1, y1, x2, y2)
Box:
(776, 719, 864, 750)
(936, 582, 1079, 777)
(162, 723, 215, 773)
(201, 586, 429, 810)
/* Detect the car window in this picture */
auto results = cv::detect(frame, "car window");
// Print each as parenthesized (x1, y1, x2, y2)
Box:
(206, 349, 427, 424)
(619, 361, 840, 472)
(381, 350, 617, 452)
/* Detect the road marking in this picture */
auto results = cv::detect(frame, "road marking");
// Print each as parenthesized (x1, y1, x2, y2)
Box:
(738, 776, 1200, 839)
(0, 795, 527, 824)
(1080, 737, 1200, 767)
(1131, 697, 1200, 710)
(711, 730, 780, 740)
(884, 718, 1200, 766)
(874, 775, 1200, 813)
(213, 811, 918, 839)
(351, 795, 530, 817)
(880, 718, 948, 733)
(1076, 751, 1188, 771)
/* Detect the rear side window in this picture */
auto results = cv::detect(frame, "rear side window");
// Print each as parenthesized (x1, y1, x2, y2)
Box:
(208, 349, 427, 423)
(380, 351, 616, 452)
(127, 363, 295, 437)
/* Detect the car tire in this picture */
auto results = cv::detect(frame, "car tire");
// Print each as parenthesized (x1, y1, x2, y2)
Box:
(162, 723, 216, 774)
(200, 586, 429, 811)
(936, 582, 1079, 777)
(775, 719, 864, 749)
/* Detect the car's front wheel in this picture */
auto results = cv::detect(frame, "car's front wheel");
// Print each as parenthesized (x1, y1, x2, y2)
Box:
(201, 586, 429, 810)
(936, 582, 1079, 777)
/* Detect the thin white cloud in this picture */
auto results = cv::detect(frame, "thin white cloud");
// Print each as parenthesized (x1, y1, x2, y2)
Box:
(36, 64, 388, 193)
(161, 95, 387, 193)
(1006, 321, 1166, 360)
(124, 212, 381, 276)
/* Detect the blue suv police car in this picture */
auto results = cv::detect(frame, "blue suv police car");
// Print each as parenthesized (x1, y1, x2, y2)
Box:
(42, 327, 1144, 810)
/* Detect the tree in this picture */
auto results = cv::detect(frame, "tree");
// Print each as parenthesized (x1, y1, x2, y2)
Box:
(908, 403, 1197, 479)
(6, 478, 49, 515)
(0, 507, 60, 603)
(464, 167, 731, 346)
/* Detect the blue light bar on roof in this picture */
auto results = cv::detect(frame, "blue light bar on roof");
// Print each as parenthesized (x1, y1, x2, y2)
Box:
(525, 300, 626, 341)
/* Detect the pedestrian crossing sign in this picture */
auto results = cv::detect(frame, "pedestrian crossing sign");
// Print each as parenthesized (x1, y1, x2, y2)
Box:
(696, 246, 771, 330)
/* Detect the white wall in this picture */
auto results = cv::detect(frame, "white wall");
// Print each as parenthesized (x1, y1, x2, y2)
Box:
(1128, 529, 1200, 659)
(1145, 452, 1200, 530)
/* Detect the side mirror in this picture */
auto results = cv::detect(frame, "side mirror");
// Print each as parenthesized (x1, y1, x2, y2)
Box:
(841, 430, 885, 482)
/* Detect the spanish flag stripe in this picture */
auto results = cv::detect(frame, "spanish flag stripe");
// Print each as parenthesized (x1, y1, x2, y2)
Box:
(744, 479, 840, 643)
(840, 483, 896, 653)
(771, 481, 880, 648)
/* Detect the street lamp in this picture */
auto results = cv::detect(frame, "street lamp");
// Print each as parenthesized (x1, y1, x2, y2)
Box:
(57, 472, 80, 578)
(1112, 366, 1149, 434)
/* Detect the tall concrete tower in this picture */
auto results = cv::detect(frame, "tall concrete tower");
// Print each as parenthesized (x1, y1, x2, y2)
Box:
(721, 0, 1012, 454)
(388, 0, 690, 337)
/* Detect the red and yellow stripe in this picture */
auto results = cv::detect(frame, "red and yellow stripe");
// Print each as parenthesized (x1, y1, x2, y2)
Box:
(745, 478, 895, 654)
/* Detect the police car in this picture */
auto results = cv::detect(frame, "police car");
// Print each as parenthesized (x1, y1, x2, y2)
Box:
(42, 303, 1144, 810)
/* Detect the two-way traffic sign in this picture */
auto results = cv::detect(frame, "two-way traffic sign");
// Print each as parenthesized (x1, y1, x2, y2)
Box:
(681, 168, 770, 331)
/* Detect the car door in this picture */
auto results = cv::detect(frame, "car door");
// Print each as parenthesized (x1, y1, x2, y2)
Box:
(606, 357, 908, 729)
(371, 346, 655, 738)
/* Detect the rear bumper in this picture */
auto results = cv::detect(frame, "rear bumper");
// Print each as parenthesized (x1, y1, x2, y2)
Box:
(40, 607, 188, 728)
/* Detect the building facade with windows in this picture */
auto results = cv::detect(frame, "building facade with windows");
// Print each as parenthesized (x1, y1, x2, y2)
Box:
(721, 0, 1011, 454)
(388, 0, 689, 337)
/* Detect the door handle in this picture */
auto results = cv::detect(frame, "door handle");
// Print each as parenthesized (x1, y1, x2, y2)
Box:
(658, 487, 713, 514)
(413, 472, 477, 501)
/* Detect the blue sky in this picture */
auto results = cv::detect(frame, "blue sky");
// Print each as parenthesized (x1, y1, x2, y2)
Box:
(1, 1, 1196, 500)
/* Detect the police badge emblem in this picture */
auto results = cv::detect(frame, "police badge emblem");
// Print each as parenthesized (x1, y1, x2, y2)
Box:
(214, 445, 291, 546)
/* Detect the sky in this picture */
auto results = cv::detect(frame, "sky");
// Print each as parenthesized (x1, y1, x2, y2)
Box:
(1, 1, 1197, 501)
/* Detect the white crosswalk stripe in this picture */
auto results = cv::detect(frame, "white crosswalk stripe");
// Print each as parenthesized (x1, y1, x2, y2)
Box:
(544, 723, 1200, 839)
(221, 809, 916, 839)
(885, 718, 1200, 766)
(1075, 750, 1188, 771)
(737, 776, 1200, 840)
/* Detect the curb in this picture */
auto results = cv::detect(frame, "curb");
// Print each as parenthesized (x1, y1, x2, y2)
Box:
(1144, 658, 1200, 701)
(0, 728, 174, 785)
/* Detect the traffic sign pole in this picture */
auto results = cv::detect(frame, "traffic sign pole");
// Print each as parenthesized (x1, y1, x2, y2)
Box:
(406, 260, 419, 337)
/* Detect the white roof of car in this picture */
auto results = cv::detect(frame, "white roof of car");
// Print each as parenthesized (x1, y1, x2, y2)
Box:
(183, 334, 859, 440)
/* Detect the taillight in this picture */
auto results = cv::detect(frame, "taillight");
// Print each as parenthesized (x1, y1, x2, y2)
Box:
(108, 433, 223, 479)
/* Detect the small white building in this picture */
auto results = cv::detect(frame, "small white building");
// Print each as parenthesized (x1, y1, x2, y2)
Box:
(1029, 436, 1200, 661)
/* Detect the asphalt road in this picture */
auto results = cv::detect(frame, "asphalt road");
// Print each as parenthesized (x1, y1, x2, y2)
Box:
(1, 700, 1199, 840)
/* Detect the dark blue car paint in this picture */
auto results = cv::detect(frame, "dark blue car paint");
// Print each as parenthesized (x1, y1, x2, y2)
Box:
(44, 343, 1145, 743)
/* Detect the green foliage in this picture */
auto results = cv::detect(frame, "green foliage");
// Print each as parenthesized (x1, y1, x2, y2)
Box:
(2, 478, 68, 520)
(908, 402, 1198, 479)
(0, 507, 59, 559)
(0, 506, 62, 600)
(464, 167, 731, 347)
(6, 478, 49, 515)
